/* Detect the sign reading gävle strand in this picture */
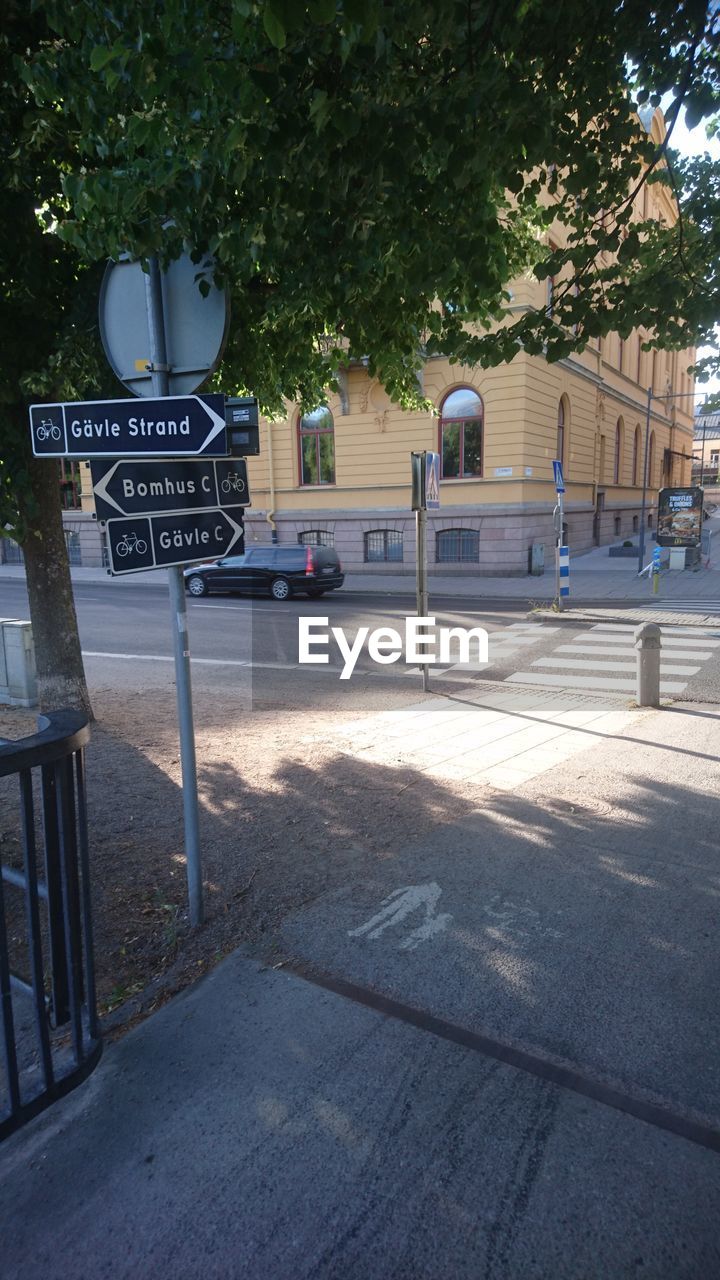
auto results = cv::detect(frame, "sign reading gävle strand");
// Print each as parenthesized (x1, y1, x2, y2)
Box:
(29, 393, 226, 458)
(105, 506, 245, 576)
(90, 458, 250, 522)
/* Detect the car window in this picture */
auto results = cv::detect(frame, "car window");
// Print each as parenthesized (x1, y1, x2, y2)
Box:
(219, 555, 247, 568)
(275, 548, 306, 567)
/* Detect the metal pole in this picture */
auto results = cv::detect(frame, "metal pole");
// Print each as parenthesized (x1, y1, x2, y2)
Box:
(637, 385, 653, 575)
(416, 505, 430, 692)
(700, 417, 707, 488)
(144, 257, 203, 927)
(557, 488, 565, 612)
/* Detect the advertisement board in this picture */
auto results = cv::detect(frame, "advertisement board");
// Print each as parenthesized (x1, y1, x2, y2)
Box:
(656, 486, 704, 547)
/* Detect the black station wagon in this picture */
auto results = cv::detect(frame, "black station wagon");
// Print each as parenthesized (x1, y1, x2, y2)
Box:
(183, 544, 345, 601)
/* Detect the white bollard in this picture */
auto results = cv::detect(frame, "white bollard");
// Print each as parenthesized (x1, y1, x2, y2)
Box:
(634, 622, 661, 707)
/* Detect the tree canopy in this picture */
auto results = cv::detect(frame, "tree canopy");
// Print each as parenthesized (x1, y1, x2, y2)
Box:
(14, 0, 720, 414)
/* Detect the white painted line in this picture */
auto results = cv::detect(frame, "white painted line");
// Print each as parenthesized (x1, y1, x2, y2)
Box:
(567, 632, 720, 648)
(555, 644, 714, 660)
(531, 657, 700, 676)
(83, 650, 248, 666)
(506, 672, 687, 693)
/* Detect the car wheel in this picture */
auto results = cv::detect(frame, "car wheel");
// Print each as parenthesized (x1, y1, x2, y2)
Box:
(186, 575, 208, 597)
(270, 576, 291, 601)
(306, 587, 325, 597)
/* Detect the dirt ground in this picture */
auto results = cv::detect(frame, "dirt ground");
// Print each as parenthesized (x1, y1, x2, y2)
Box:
(0, 676, 481, 1036)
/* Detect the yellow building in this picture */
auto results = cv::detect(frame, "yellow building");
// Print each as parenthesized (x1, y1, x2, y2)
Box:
(231, 109, 693, 574)
(53, 109, 693, 575)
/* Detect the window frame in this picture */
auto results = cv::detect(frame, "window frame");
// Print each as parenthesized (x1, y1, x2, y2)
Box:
(297, 407, 336, 487)
(439, 387, 484, 480)
(632, 426, 642, 486)
(614, 419, 624, 485)
(297, 529, 335, 547)
(557, 397, 568, 471)
(364, 529, 404, 563)
(436, 527, 480, 564)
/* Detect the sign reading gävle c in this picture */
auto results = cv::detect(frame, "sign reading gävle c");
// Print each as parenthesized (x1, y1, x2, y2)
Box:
(105, 506, 245, 576)
(28, 393, 227, 458)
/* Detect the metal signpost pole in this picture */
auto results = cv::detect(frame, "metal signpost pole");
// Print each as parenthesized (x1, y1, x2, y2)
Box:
(557, 485, 565, 612)
(552, 460, 565, 611)
(637, 386, 653, 576)
(416, 506, 430, 693)
(412, 452, 430, 693)
(144, 257, 203, 927)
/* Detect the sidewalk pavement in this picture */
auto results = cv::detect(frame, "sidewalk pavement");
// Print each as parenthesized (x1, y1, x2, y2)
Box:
(3, 687, 720, 1276)
(2, 544, 720, 604)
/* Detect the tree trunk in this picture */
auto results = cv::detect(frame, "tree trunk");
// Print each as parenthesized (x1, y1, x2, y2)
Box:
(19, 458, 93, 720)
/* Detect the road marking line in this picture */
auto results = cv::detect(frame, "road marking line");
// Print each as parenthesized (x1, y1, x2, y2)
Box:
(506, 672, 687, 692)
(531, 657, 700, 676)
(554, 644, 714, 660)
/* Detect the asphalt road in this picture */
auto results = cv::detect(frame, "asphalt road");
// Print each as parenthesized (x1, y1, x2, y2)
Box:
(3, 577, 720, 705)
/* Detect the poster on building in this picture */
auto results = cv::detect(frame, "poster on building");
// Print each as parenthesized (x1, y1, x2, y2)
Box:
(656, 486, 704, 547)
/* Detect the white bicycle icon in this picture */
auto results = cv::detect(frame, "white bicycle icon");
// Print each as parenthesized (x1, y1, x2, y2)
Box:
(116, 531, 148, 557)
(221, 472, 246, 495)
(36, 419, 62, 442)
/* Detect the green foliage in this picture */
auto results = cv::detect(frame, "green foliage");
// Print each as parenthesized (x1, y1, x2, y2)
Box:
(7, 0, 720, 429)
(0, 7, 116, 539)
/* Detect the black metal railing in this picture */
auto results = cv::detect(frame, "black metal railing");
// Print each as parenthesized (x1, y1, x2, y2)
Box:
(0, 710, 101, 1141)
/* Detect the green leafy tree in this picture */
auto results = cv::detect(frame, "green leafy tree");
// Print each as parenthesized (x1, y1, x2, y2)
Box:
(21, 0, 720, 412)
(0, 7, 117, 716)
(4, 1, 720, 718)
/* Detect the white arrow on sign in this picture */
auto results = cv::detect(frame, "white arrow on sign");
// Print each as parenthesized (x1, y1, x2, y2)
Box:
(348, 882, 452, 951)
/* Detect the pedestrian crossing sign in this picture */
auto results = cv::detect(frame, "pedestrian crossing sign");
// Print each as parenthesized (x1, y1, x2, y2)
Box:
(426, 452, 441, 509)
(553, 460, 565, 493)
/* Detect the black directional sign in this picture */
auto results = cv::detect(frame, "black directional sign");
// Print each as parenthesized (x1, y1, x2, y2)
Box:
(90, 457, 250, 522)
(29, 394, 227, 459)
(105, 507, 245, 576)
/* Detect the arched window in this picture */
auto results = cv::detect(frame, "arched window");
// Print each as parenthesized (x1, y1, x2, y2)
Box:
(298, 407, 335, 486)
(436, 528, 480, 563)
(364, 530, 403, 563)
(298, 529, 334, 547)
(439, 388, 483, 479)
(648, 431, 656, 487)
(614, 419, 623, 484)
(632, 426, 641, 486)
(557, 397, 568, 470)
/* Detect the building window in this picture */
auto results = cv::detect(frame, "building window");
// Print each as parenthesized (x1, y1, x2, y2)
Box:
(364, 530, 403, 563)
(632, 426, 641, 486)
(557, 398, 567, 470)
(298, 407, 335, 486)
(59, 460, 82, 511)
(614, 419, 623, 484)
(648, 431, 655, 487)
(64, 530, 81, 565)
(436, 528, 480, 563)
(633, 515, 639, 533)
(2, 538, 24, 565)
(614, 515, 622, 537)
(439, 388, 483, 479)
(298, 529, 335, 547)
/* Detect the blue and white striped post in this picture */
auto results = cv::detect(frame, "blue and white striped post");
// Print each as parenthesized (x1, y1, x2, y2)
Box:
(559, 544, 570, 600)
(552, 460, 567, 611)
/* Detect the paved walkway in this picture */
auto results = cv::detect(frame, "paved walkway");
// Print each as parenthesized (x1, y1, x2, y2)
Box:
(2, 691, 720, 1276)
(3, 551, 720, 604)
